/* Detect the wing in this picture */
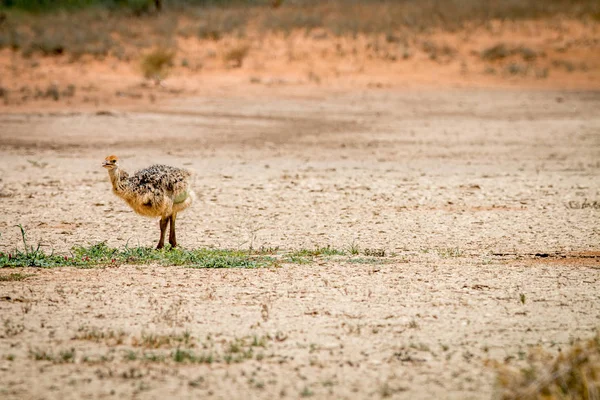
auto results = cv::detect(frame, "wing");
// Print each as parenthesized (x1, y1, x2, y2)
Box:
(131, 165, 191, 201)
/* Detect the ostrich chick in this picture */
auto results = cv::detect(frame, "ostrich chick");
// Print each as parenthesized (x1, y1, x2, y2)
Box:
(102, 155, 194, 249)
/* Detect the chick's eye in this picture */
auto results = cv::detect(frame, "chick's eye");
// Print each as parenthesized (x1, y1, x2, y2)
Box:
(111, 160, 116, 163)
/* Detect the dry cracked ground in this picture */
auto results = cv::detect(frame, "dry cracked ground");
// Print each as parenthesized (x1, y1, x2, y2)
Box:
(0, 87, 599, 399)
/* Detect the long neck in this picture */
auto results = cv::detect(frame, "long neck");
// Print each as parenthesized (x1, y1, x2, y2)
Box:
(108, 167, 130, 195)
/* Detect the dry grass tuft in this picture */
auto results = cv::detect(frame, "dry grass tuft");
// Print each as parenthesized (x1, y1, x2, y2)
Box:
(0, 273, 32, 281)
(73, 326, 126, 346)
(223, 43, 250, 68)
(140, 47, 175, 82)
(480, 43, 540, 62)
(495, 334, 600, 399)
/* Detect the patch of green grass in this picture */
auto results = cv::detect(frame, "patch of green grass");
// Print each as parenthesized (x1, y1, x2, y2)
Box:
(1, 224, 66, 267)
(285, 245, 346, 263)
(2, 227, 400, 269)
(143, 352, 167, 362)
(162, 247, 268, 269)
(1, 229, 274, 268)
(73, 326, 127, 345)
(222, 335, 269, 364)
(252, 245, 280, 255)
(3, 233, 402, 269)
(284, 254, 312, 264)
(132, 331, 194, 349)
(222, 336, 266, 364)
(173, 348, 197, 363)
(251, 335, 267, 348)
(120, 334, 269, 365)
(346, 257, 390, 265)
(123, 350, 167, 363)
(291, 246, 346, 258)
(156, 348, 213, 364)
(169, 348, 212, 364)
(29, 347, 75, 363)
(59, 348, 76, 363)
(30, 348, 54, 361)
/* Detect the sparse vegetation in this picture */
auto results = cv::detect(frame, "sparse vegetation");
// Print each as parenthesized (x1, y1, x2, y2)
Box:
(29, 348, 54, 361)
(480, 44, 539, 62)
(495, 334, 600, 400)
(1, 0, 598, 61)
(141, 47, 175, 81)
(2, 227, 408, 268)
(29, 348, 76, 363)
(363, 248, 386, 257)
(289, 246, 345, 258)
(252, 245, 280, 255)
(132, 331, 193, 349)
(0, 272, 33, 281)
(1, 228, 274, 268)
(27, 331, 272, 366)
(436, 247, 463, 258)
(2, 317, 25, 337)
(421, 41, 456, 63)
(119, 334, 269, 364)
(0, 2, 598, 398)
(519, 293, 526, 305)
(346, 257, 392, 265)
(73, 326, 127, 345)
(223, 43, 250, 68)
(196, 8, 247, 40)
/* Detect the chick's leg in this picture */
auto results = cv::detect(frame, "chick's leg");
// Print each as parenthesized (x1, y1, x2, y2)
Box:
(157, 216, 168, 249)
(168, 213, 177, 248)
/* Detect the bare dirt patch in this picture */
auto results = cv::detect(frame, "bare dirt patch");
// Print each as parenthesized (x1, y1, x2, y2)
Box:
(1, 85, 599, 399)
(0, 259, 598, 399)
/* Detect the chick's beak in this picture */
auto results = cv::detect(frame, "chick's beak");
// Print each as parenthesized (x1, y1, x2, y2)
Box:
(102, 161, 110, 168)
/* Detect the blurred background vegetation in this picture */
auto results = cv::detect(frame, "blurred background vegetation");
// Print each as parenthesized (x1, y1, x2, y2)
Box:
(0, 0, 597, 86)
(1, 0, 599, 18)
(1, 0, 598, 55)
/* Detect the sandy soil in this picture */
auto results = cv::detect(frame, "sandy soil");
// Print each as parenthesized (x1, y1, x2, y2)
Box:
(1, 87, 598, 253)
(0, 85, 599, 399)
(1, 257, 599, 400)
(0, 17, 599, 398)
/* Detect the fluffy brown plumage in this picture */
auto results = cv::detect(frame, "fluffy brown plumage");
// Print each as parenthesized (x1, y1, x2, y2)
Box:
(102, 155, 194, 249)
